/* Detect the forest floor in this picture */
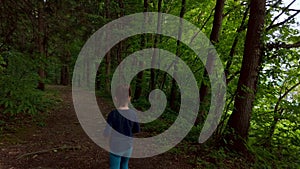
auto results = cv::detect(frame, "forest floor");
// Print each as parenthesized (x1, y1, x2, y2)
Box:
(0, 85, 194, 169)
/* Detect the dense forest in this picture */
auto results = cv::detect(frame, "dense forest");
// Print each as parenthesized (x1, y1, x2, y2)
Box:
(0, 0, 299, 168)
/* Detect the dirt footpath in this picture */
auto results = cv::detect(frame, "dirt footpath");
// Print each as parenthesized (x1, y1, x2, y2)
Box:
(0, 86, 193, 169)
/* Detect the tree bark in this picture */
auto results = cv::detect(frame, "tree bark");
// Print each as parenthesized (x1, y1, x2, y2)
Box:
(150, 0, 162, 91)
(105, 0, 111, 93)
(169, 0, 186, 110)
(116, 0, 125, 81)
(37, 1, 46, 91)
(117, 1, 124, 63)
(60, 64, 69, 86)
(224, 5, 249, 84)
(265, 81, 300, 147)
(134, 0, 148, 100)
(226, 0, 266, 153)
(196, 0, 225, 124)
(60, 50, 71, 86)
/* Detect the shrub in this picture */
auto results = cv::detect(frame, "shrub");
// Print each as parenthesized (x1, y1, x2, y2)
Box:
(0, 51, 55, 118)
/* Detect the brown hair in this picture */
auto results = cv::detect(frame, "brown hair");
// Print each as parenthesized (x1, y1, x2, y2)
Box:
(114, 84, 131, 107)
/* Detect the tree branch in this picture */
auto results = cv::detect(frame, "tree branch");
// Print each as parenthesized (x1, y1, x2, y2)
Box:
(288, 9, 300, 12)
(274, 81, 300, 114)
(17, 145, 81, 160)
(268, 0, 296, 27)
(266, 41, 300, 50)
(267, 0, 282, 8)
(266, 0, 282, 14)
(266, 10, 300, 31)
(187, 7, 215, 46)
(200, 8, 215, 31)
(224, 5, 250, 83)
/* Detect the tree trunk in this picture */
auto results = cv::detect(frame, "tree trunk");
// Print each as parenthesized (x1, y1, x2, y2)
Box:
(169, 0, 186, 110)
(105, 0, 111, 93)
(226, 0, 266, 153)
(105, 51, 111, 92)
(265, 109, 283, 147)
(224, 6, 249, 84)
(117, 0, 124, 62)
(150, 0, 162, 91)
(60, 50, 71, 86)
(86, 59, 90, 88)
(196, 0, 225, 124)
(134, 0, 148, 100)
(60, 64, 69, 86)
(95, 62, 101, 90)
(117, 0, 125, 81)
(265, 81, 300, 147)
(37, 1, 46, 91)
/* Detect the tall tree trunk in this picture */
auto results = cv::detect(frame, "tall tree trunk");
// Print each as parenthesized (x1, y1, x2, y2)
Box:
(105, 51, 111, 92)
(134, 0, 148, 100)
(196, 0, 225, 124)
(117, 0, 125, 81)
(266, 109, 283, 147)
(60, 64, 69, 85)
(95, 62, 101, 90)
(117, 0, 124, 62)
(105, 0, 111, 93)
(224, 5, 249, 84)
(226, 0, 266, 153)
(86, 59, 90, 88)
(214, 5, 250, 138)
(60, 51, 71, 86)
(265, 81, 300, 147)
(169, 0, 186, 110)
(150, 0, 162, 91)
(37, 1, 46, 91)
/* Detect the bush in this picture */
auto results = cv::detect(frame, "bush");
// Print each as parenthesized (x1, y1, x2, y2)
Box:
(0, 51, 55, 118)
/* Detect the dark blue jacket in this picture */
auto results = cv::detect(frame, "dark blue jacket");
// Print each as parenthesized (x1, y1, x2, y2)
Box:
(103, 109, 140, 152)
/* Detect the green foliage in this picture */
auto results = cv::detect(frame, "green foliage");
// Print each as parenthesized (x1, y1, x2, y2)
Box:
(45, 56, 61, 84)
(0, 54, 5, 72)
(142, 119, 169, 134)
(247, 145, 300, 169)
(0, 0, 299, 168)
(0, 52, 56, 117)
(131, 96, 152, 111)
(184, 124, 203, 142)
(251, 43, 300, 162)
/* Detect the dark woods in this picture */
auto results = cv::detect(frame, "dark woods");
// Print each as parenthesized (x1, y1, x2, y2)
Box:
(0, 0, 299, 168)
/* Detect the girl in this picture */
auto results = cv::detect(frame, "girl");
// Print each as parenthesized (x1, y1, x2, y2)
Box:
(103, 85, 140, 169)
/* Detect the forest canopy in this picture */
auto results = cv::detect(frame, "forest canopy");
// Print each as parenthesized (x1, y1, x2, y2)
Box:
(0, 0, 299, 168)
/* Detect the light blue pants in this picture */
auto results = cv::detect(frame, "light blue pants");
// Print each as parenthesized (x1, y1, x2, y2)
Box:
(109, 148, 133, 169)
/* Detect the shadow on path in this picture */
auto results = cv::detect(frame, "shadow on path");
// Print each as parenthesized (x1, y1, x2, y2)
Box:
(0, 85, 193, 169)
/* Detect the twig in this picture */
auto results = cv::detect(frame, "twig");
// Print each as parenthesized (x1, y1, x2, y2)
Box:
(266, 41, 300, 50)
(266, 10, 300, 31)
(17, 145, 81, 160)
(268, 0, 296, 27)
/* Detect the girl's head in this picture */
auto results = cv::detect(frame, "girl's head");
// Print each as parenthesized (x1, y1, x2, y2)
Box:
(114, 84, 131, 107)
